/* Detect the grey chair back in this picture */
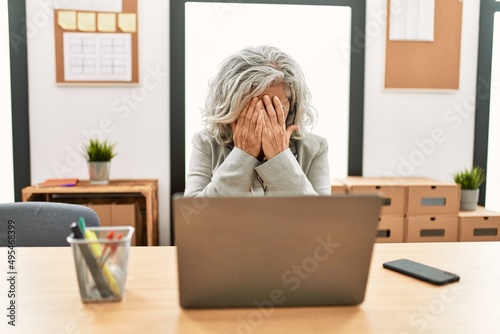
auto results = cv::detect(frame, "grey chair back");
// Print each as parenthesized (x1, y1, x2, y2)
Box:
(0, 202, 100, 247)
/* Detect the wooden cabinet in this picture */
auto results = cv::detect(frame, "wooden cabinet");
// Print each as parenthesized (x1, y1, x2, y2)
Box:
(22, 179, 158, 246)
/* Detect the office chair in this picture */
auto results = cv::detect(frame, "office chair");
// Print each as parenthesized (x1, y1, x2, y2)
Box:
(0, 202, 100, 247)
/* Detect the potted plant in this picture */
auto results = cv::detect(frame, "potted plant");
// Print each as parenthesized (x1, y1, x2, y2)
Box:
(453, 165, 486, 211)
(83, 139, 117, 185)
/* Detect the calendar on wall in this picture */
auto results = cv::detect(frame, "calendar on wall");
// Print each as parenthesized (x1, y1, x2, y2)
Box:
(53, 0, 139, 84)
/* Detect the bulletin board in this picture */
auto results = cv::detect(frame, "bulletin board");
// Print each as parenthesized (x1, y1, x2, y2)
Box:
(384, 0, 463, 90)
(53, 0, 139, 84)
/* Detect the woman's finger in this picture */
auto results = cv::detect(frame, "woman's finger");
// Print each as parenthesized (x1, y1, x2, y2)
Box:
(244, 97, 258, 124)
(255, 109, 264, 137)
(286, 124, 299, 139)
(237, 104, 249, 128)
(273, 96, 286, 128)
(250, 100, 262, 127)
(262, 95, 278, 123)
(261, 107, 271, 130)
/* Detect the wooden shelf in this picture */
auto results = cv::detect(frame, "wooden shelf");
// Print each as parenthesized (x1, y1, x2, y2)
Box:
(22, 179, 159, 246)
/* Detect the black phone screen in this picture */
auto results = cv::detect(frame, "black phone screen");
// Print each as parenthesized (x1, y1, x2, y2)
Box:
(383, 259, 460, 285)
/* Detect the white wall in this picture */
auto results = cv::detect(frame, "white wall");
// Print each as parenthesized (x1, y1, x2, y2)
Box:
(364, 0, 480, 182)
(25, 0, 170, 245)
(0, 1, 15, 203)
(486, 12, 500, 212)
(185, 3, 352, 179)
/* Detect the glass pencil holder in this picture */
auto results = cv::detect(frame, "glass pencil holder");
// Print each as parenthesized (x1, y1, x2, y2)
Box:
(67, 226, 135, 303)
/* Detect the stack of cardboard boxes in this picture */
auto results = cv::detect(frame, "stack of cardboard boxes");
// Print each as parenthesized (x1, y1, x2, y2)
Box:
(331, 177, 500, 243)
(404, 178, 460, 242)
(458, 206, 500, 241)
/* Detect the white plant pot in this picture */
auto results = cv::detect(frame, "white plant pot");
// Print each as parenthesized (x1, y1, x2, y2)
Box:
(460, 189, 479, 211)
(88, 161, 111, 185)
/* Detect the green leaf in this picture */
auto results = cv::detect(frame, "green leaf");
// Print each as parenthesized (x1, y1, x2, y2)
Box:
(453, 165, 486, 190)
(82, 139, 117, 162)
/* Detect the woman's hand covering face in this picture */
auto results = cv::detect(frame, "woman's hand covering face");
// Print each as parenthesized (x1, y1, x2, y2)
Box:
(231, 97, 263, 159)
(261, 95, 299, 160)
(231, 92, 298, 160)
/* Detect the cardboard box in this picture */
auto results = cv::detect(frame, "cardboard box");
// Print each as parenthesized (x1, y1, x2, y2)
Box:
(87, 203, 142, 246)
(406, 215, 459, 242)
(343, 177, 406, 215)
(330, 178, 348, 195)
(404, 177, 460, 215)
(89, 204, 112, 227)
(376, 215, 405, 243)
(459, 206, 500, 242)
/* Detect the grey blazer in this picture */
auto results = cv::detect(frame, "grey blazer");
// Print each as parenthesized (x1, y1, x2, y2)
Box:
(184, 131, 331, 196)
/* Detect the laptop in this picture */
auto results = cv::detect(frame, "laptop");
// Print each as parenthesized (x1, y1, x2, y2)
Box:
(173, 195, 383, 308)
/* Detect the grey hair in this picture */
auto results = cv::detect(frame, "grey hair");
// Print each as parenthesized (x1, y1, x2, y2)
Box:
(202, 45, 317, 145)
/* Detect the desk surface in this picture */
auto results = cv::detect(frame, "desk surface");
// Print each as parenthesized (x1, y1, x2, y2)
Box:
(1, 243, 499, 333)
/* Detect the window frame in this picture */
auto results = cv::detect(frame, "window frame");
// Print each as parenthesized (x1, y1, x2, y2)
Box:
(169, 0, 367, 197)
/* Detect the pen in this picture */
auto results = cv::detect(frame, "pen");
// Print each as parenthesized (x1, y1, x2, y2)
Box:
(99, 234, 122, 267)
(98, 231, 115, 267)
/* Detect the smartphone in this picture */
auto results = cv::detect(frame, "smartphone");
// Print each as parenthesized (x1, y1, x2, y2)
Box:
(383, 259, 460, 285)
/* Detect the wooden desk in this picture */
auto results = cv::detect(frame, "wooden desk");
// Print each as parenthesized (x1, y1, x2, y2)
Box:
(22, 179, 158, 246)
(1, 243, 499, 333)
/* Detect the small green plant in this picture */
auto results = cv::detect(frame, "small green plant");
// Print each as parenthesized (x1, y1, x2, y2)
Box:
(83, 139, 116, 162)
(453, 166, 486, 190)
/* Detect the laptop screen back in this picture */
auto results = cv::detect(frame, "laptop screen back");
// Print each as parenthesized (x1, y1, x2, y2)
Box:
(174, 195, 383, 308)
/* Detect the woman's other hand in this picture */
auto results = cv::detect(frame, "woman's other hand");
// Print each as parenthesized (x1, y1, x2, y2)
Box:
(261, 95, 299, 160)
(231, 97, 263, 159)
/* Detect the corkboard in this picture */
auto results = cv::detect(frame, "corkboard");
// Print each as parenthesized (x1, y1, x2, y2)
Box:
(53, 0, 139, 84)
(384, 0, 463, 90)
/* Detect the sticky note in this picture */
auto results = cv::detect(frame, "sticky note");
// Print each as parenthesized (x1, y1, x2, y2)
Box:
(58, 10, 77, 30)
(118, 13, 137, 33)
(77, 12, 96, 32)
(98, 13, 116, 32)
